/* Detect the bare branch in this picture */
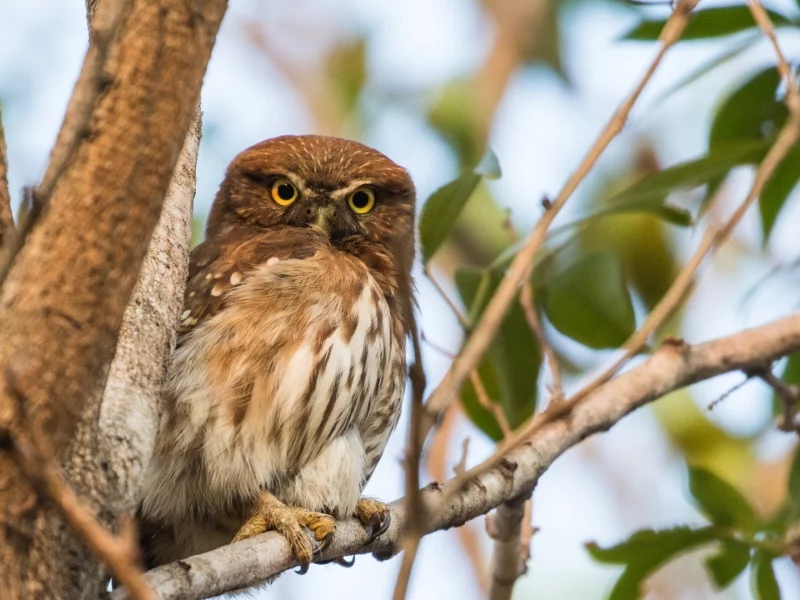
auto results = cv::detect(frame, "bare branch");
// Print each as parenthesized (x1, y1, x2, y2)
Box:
(486, 497, 526, 600)
(520, 281, 563, 401)
(747, 1, 799, 112)
(421, 0, 699, 437)
(0, 0, 227, 593)
(755, 368, 800, 433)
(114, 310, 800, 600)
(99, 108, 201, 508)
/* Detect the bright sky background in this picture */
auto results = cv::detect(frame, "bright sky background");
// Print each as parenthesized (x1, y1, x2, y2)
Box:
(3, 1, 800, 599)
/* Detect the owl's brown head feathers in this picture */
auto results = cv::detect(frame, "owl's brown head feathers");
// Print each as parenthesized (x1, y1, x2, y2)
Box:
(200, 135, 417, 334)
(208, 135, 415, 261)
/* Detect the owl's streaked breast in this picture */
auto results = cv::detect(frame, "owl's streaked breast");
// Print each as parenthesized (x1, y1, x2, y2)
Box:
(140, 247, 405, 529)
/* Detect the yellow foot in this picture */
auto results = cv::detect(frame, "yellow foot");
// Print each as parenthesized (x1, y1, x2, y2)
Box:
(354, 497, 391, 541)
(233, 494, 336, 568)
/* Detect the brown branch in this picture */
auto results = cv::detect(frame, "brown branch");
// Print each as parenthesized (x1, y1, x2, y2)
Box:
(0, 108, 13, 249)
(520, 280, 563, 401)
(392, 319, 427, 600)
(114, 310, 800, 600)
(421, 0, 699, 440)
(747, 1, 799, 112)
(471, 370, 512, 436)
(756, 368, 800, 433)
(0, 0, 227, 594)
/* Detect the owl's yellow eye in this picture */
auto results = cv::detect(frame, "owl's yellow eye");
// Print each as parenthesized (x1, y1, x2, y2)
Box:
(348, 188, 375, 214)
(271, 179, 298, 206)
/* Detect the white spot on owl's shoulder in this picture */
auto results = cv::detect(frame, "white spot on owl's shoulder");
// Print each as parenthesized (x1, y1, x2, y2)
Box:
(266, 257, 280, 267)
(210, 283, 224, 297)
(230, 272, 243, 285)
(181, 309, 191, 320)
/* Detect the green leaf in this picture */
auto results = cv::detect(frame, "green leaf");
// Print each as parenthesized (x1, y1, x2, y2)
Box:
(752, 552, 781, 600)
(419, 149, 502, 263)
(649, 33, 762, 109)
(688, 466, 757, 530)
(711, 68, 788, 148)
(761, 142, 800, 241)
(622, 6, 792, 41)
(706, 540, 751, 589)
(455, 267, 540, 439)
(587, 527, 717, 600)
(788, 442, 800, 520)
(607, 139, 771, 209)
(325, 37, 367, 115)
(542, 251, 635, 349)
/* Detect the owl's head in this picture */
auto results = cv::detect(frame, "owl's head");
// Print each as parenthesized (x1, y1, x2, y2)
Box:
(208, 135, 416, 270)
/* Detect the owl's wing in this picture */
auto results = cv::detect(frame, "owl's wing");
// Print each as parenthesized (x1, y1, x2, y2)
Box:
(178, 228, 323, 341)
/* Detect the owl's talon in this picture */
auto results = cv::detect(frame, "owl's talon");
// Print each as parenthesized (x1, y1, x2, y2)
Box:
(337, 555, 356, 568)
(318, 555, 356, 568)
(295, 563, 310, 575)
(233, 494, 336, 569)
(354, 498, 391, 542)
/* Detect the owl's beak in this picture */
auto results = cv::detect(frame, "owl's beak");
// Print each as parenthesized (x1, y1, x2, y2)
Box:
(310, 205, 336, 237)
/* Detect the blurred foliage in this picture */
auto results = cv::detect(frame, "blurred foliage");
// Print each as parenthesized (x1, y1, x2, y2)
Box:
(588, 459, 799, 600)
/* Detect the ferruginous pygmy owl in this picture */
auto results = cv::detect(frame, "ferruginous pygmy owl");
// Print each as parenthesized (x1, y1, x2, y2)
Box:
(137, 135, 415, 570)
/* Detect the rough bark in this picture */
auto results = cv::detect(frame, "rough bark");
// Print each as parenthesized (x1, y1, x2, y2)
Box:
(0, 0, 226, 597)
(112, 311, 800, 600)
(98, 111, 201, 510)
(0, 112, 13, 247)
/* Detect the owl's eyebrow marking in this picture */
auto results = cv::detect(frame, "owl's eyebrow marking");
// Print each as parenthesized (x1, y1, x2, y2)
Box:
(330, 179, 374, 200)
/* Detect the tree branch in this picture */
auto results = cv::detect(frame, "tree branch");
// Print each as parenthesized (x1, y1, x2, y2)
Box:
(113, 310, 800, 600)
(0, 0, 226, 595)
(99, 109, 201, 509)
(486, 497, 526, 600)
(420, 0, 699, 437)
(0, 108, 13, 249)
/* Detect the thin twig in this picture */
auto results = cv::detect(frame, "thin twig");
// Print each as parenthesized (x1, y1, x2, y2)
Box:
(520, 281, 563, 401)
(747, 1, 799, 112)
(756, 368, 800, 433)
(392, 318, 427, 600)
(424, 265, 471, 331)
(470, 370, 512, 436)
(420, 0, 700, 443)
(0, 108, 13, 249)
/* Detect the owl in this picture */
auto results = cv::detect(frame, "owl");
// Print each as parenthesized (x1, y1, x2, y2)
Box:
(137, 135, 415, 571)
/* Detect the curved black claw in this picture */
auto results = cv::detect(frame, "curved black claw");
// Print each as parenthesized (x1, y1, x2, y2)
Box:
(374, 510, 391, 538)
(318, 555, 356, 568)
(337, 555, 356, 568)
(365, 510, 391, 542)
(295, 563, 310, 575)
